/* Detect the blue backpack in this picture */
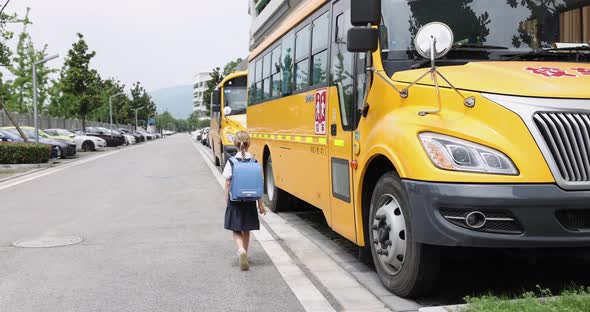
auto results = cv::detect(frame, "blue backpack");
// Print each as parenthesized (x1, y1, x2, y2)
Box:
(229, 157, 263, 202)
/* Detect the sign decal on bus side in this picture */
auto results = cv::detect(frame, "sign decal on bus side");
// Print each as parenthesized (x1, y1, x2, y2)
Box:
(524, 67, 590, 78)
(315, 89, 327, 135)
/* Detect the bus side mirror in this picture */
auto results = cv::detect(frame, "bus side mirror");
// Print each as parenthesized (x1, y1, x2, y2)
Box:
(347, 28, 379, 52)
(351, 0, 381, 26)
(212, 89, 221, 106)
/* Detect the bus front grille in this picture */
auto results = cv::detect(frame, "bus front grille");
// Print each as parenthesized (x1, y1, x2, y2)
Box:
(533, 112, 590, 183)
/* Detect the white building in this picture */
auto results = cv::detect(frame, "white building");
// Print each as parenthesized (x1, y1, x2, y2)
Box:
(193, 72, 211, 118)
(248, 0, 305, 50)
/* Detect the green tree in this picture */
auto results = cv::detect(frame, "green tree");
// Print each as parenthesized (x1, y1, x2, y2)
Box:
(156, 110, 175, 130)
(60, 33, 101, 131)
(0, 3, 18, 106)
(223, 57, 243, 76)
(47, 78, 73, 118)
(201, 58, 245, 116)
(202, 67, 223, 115)
(7, 8, 56, 113)
(129, 81, 156, 127)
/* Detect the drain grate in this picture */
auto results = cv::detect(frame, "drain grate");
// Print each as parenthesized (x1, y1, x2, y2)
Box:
(12, 235, 84, 248)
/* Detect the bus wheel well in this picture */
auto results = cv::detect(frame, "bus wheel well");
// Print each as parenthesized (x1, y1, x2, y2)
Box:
(361, 156, 397, 243)
(262, 145, 271, 178)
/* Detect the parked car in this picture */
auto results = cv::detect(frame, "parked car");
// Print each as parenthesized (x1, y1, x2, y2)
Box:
(0, 129, 59, 159)
(119, 128, 145, 143)
(73, 127, 125, 147)
(45, 128, 107, 152)
(97, 128, 135, 145)
(2, 127, 75, 158)
(0, 129, 24, 143)
(191, 129, 202, 141)
(201, 128, 210, 146)
(137, 130, 156, 141)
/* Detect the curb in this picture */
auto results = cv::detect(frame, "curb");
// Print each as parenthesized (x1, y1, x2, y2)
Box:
(419, 305, 464, 312)
(0, 162, 53, 172)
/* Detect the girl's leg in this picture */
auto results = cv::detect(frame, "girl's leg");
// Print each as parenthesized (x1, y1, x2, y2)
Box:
(232, 231, 245, 250)
(242, 231, 251, 251)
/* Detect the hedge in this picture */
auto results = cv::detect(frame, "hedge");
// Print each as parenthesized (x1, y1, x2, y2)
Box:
(0, 143, 52, 164)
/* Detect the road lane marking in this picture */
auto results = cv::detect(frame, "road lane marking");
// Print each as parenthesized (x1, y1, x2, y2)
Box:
(0, 142, 149, 191)
(191, 138, 336, 312)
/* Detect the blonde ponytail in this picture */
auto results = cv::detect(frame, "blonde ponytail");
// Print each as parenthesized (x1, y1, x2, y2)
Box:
(234, 131, 250, 158)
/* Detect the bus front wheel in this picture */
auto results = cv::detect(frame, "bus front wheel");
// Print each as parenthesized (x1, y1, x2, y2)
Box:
(264, 156, 289, 212)
(369, 172, 440, 298)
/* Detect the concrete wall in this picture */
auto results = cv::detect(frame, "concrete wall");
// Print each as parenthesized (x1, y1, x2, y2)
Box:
(0, 111, 133, 130)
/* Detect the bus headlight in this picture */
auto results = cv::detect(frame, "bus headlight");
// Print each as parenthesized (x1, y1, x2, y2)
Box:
(419, 132, 518, 175)
(226, 133, 235, 143)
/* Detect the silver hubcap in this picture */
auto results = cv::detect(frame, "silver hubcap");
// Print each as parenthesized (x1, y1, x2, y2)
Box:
(266, 160, 275, 201)
(372, 194, 407, 275)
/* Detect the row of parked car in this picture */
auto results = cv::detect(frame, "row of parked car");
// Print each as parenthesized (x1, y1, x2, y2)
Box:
(0, 125, 160, 160)
(191, 127, 210, 146)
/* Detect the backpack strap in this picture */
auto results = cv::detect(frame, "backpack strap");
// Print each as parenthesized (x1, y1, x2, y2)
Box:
(228, 157, 237, 170)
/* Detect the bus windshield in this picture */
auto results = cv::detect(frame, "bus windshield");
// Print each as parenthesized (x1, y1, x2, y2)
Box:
(381, 0, 590, 65)
(224, 87, 247, 115)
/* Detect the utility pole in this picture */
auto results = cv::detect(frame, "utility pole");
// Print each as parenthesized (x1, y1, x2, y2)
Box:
(33, 54, 59, 143)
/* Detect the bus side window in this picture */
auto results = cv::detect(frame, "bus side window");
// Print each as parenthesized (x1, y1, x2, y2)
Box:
(263, 52, 272, 100)
(248, 61, 256, 105)
(311, 12, 329, 85)
(271, 45, 282, 98)
(255, 59, 263, 102)
(281, 33, 295, 95)
(295, 24, 311, 90)
(331, 11, 354, 129)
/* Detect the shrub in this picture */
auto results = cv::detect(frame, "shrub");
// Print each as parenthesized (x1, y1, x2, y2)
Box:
(0, 143, 51, 164)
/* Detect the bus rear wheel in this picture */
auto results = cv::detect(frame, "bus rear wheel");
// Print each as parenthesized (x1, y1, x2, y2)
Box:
(264, 156, 289, 212)
(212, 144, 220, 166)
(369, 172, 440, 298)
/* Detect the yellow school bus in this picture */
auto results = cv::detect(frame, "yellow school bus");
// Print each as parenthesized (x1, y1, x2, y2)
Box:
(247, 0, 590, 297)
(210, 71, 248, 166)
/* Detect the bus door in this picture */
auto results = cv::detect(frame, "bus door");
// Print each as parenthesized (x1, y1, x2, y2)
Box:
(328, 0, 367, 243)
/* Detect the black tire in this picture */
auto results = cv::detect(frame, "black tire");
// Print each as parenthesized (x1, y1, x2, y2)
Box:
(212, 144, 220, 166)
(263, 156, 290, 212)
(57, 147, 65, 159)
(82, 141, 95, 152)
(220, 151, 227, 168)
(368, 172, 440, 298)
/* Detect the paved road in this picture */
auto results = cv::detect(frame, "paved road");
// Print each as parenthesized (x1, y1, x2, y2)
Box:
(0, 135, 304, 312)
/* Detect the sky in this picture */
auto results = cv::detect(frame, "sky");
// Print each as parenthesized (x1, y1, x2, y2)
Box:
(3, 0, 251, 92)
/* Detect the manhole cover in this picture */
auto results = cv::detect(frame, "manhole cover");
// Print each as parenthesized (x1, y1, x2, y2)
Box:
(12, 235, 84, 248)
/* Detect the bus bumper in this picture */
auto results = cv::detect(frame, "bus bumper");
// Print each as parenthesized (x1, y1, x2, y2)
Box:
(403, 180, 590, 248)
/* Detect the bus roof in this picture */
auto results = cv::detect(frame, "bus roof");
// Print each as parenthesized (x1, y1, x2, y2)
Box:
(249, 0, 327, 61)
(217, 70, 247, 88)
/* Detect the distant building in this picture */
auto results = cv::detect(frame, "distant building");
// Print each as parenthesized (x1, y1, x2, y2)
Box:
(193, 72, 211, 118)
(248, 0, 305, 50)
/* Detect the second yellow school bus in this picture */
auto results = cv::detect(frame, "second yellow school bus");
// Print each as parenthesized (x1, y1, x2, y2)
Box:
(209, 71, 248, 166)
(247, 0, 590, 297)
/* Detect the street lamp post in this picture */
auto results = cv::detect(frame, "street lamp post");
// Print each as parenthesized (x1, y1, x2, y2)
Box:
(109, 92, 126, 137)
(134, 107, 144, 132)
(33, 54, 59, 143)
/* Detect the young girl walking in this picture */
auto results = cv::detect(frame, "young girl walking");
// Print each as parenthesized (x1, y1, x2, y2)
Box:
(222, 131, 266, 271)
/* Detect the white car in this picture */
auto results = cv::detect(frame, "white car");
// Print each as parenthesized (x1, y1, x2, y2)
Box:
(45, 128, 107, 152)
(123, 134, 136, 145)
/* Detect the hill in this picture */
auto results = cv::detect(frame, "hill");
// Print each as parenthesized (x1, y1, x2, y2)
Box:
(150, 85, 194, 119)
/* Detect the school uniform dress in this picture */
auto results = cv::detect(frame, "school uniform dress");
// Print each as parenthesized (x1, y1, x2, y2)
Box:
(223, 152, 260, 232)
